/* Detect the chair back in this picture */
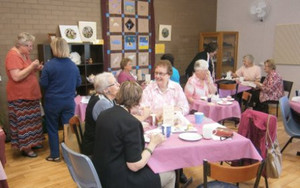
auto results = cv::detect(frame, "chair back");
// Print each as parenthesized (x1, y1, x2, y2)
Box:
(217, 83, 239, 99)
(283, 80, 293, 99)
(202, 160, 265, 188)
(61, 143, 102, 188)
(241, 91, 252, 111)
(296, 90, 300, 96)
(279, 96, 300, 137)
(69, 115, 83, 153)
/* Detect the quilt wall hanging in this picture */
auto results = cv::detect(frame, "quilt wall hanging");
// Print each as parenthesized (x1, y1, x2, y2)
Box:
(101, 0, 155, 79)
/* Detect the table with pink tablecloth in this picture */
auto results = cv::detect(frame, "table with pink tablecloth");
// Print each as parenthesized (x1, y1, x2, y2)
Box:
(74, 96, 88, 122)
(147, 115, 262, 173)
(218, 83, 252, 98)
(190, 100, 241, 122)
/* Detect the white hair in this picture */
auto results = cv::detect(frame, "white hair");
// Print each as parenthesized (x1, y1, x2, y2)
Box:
(194, 59, 209, 71)
(93, 72, 115, 94)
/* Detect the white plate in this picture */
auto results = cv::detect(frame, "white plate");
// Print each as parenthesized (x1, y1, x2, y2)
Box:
(179, 133, 202, 141)
(226, 98, 235, 101)
(217, 101, 233, 106)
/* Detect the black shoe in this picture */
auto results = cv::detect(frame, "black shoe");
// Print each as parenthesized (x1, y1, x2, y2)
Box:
(180, 172, 188, 184)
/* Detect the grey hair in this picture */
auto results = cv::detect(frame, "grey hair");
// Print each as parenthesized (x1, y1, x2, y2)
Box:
(15, 32, 35, 48)
(243, 54, 254, 64)
(93, 72, 115, 94)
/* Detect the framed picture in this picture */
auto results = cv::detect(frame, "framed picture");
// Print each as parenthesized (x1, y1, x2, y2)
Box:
(59, 25, 82, 43)
(48, 33, 56, 43)
(78, 21, 97, 43)
(159, 24, 172, 41)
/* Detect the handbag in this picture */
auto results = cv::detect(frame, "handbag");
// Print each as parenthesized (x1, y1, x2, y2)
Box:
(265, 115, 282, 178)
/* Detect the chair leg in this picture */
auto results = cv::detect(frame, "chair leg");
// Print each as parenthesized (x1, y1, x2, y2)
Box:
(276, 104, 278, 117)
(281, 137, 293, 153)
(264, 176, 269, 188)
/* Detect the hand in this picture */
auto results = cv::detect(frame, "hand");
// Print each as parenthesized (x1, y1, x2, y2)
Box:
(31, 59, 40, 68)
(142, 107, 151, 120)
(149, 133, 165, 146)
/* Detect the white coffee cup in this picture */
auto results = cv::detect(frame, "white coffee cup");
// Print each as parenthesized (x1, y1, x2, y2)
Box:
(202, 124, 216, 139)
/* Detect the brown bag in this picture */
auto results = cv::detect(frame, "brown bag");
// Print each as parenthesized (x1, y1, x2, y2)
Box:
(212, 127, 234, 138)
(265, 115, 282, 178)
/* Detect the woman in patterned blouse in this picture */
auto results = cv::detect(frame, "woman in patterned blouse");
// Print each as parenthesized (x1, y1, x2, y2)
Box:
(253, 59, 284, 113)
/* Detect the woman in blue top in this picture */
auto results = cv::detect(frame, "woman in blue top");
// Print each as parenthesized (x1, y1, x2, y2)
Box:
(40, 37, 81, 162)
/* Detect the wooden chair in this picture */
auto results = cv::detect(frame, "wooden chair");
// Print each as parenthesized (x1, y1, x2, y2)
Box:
(217, 83, 239, 99)
(265, 80, 293, 117)
(68, 116, 83, 153)
(241, 91, 252, 112)
(198, 160, 265, 188)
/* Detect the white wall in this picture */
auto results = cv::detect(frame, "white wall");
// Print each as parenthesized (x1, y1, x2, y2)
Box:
(217, 0, 300, 97)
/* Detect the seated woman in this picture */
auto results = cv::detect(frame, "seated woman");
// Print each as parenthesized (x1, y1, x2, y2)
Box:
(117, 57, 136, 84)
(253, 59, 284, 113)
(184, 59, 216, 104)
(81, 72, 120, 156)
(93, 81, 175, 188)
(232, 54, 261, 82)
(140, 60, 189, 117)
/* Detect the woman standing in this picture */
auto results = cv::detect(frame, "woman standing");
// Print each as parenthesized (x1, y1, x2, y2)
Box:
(117, 58, 136, 84)
(40, 37, 81, 162)
(5, 32, 44, 157)
(93, 81, 175, 188)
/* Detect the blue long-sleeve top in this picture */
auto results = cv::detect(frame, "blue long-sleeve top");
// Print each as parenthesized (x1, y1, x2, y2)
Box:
(40, 57, 81, 101)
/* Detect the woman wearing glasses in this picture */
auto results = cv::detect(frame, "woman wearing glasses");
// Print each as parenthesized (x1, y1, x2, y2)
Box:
(82, 72, 120, 156)
(5, 32, 44, 158)
(40, 37, 81, 162)
(140, 60, 189, 117)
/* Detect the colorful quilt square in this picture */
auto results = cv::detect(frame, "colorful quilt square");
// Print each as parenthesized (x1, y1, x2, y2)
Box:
(124, 0, 135, 15)
(110, 35, 122, 50)
(109, 0, 122, 14)
(124, 35, 137, 50)
(110, 53, 123, 68)
(138, 1, 148, 16)
(109, 17, 122, 32)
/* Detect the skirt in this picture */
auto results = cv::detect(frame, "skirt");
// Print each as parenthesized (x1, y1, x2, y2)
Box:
(8, 99, 44, 151)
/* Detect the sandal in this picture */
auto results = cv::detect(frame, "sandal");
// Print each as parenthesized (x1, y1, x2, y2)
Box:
(22, 150, 38, 158)
(46, 156, 61, 162)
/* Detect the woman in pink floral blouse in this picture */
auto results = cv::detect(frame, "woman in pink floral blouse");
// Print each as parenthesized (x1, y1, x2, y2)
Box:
(184, 59, 216, 104)
(253, 59, 284, 113)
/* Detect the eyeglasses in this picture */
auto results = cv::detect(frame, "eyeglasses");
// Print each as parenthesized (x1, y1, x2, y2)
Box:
(154, 72, 168, 76)
(107, 81, 119, 88)
(23, 44, 33, 48)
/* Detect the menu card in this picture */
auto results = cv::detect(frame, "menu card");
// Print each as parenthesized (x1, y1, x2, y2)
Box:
(163, 105, 174, 126)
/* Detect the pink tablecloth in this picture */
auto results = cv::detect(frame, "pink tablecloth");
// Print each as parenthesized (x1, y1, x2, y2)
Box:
(290, 101, 300, 114)
(147, 115, 262, 173)
(219, 84, 251, 98)
(190, 100, 241, 122)
(74, 96, 88, 122)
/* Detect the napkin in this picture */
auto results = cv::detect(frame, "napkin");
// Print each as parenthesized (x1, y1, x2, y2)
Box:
(292, 96, 300, 102)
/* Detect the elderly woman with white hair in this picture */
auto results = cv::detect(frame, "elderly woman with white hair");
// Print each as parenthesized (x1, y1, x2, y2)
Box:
(184, 59, 217, 104)
(82, 72, 120, 156)
(232, 54, 261, 82)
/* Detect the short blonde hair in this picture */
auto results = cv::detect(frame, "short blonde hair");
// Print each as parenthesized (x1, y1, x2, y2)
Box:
(116, 81, 142, 111)
(15, 32, 35, 48)
(264, 59, 276, 70)
(194, 60, 208, 71)
(154, 60, 173, 76)
(94, 72, 115, 94)
(120, 58, 132, 70)
(50, 37, 70, 58)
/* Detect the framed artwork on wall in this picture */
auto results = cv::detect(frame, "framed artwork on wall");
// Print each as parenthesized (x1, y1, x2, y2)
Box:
(159, 24, 172, 41)
(78, 21, 97, 42)
(59, 25, 82, 43)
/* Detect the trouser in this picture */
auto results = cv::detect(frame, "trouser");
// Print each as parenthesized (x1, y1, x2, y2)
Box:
(159, 170, 176, 188)
(44, 99, 75, 157)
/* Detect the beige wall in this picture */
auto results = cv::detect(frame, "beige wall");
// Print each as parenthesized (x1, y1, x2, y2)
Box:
(0, 0, 217, 131)
(217, 0, 300, 97)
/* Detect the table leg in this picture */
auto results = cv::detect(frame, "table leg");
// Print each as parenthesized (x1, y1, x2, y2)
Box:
(175, 169, 193, 188)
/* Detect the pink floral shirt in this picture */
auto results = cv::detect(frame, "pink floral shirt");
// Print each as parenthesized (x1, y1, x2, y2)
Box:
(184, 73, 216, 101)
(259, 70, 284, 102)
(140, 80, 189, 115)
